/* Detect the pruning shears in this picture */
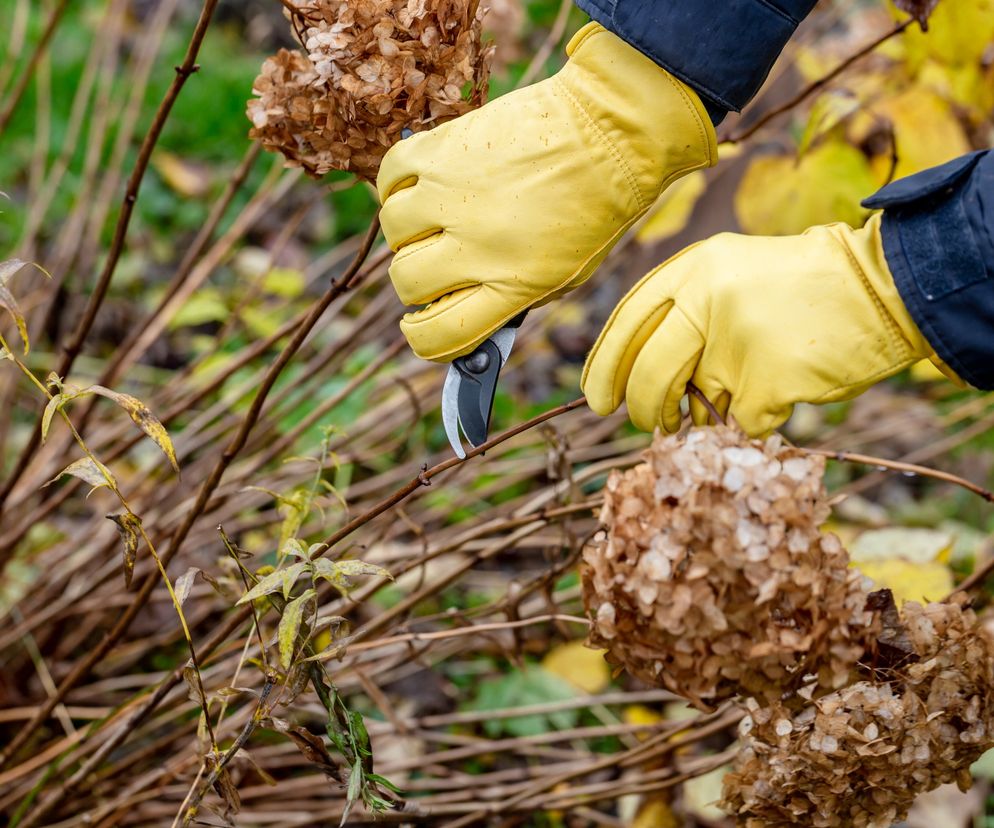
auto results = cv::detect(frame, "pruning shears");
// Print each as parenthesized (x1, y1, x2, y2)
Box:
(397, 128, 527, 460)
(441, 311, 527, 459)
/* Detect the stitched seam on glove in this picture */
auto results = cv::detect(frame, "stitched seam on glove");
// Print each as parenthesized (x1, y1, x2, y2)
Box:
(552, 75, 650, 212)
(830, 230, 913, 363)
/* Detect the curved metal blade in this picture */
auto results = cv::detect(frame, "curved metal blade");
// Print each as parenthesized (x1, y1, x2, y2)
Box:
(441, 364, 466, 459)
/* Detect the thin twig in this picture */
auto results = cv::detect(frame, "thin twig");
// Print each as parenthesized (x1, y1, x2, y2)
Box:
(722, 19, 912, 144)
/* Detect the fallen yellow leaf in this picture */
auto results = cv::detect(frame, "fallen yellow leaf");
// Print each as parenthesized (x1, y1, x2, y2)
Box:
(856, 559, 954, 605)
(541, 640, 610, 694)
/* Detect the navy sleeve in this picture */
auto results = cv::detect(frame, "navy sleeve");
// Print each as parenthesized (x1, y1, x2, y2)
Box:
(863, 151, 994, 389)
(573, 0, 819, 116)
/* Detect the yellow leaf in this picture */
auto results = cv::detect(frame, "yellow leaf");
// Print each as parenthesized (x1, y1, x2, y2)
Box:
(894, 0, 994, 68)
(684, 763, 732, 821)
(90, 385, 180, 473)
(263, 267, 306, 298)
(863, 89, 970, 181)
(152, 150, 210, 197)
(623, 704, 663, 728)
(856, 558, 953, 605)
(850, 527, 954, 565)
(107, 512, 143, 588)
(797, 91, 861, 158)
(45, 457, 117, 495)
(734, 141, 876, 236)
(541, 640, 610, 694)
(637, 171, 706, 244)
(632, 797, 679, 828)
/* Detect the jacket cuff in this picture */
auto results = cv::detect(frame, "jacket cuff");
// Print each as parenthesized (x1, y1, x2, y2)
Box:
(862, 151, 994, 389)
(574, 0, 818, 114)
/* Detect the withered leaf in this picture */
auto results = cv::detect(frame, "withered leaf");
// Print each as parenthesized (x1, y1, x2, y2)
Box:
(90, 385, 179, 473)
(894, 0, 941, 29)
(175, 566, 200, 607)
(0, 258, 42, 354)
(107, 512, 143, 587)
(210, 763, 241, 817)
(866, 588, 919, 669)
(45, 457, 117, 495)
(267, 718, 342, 782)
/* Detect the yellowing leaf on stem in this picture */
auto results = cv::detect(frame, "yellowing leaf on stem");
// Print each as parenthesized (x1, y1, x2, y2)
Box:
(45, 457, 117, 495)
(107, 512, 143, 588)
(312, 558, 392, 596)
(636, 172, 706, 245)
(541, 640, 610, 694)
(856, 559, 953, 605)
(236, 561, 309, 605)
(89, 385, 179, 473)
(859, 89, 970, 181)
(279, 588, 316, 669)
(796, 91, 861, 158)
(734, 141, 876, 236)
(0, 259, 33, 354)
(895, 0, 994, 67)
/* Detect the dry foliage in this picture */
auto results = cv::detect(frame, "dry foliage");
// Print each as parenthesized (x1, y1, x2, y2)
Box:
(582, 426, 875, 707)
(247, 0, 493, 180)
(722, 594, 994, 827)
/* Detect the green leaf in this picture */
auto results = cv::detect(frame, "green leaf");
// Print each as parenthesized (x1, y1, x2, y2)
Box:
(278, 588, 315, 670)
(470, 666, 579, 738)
(107, 512, 143, 588)
(89, 385, 179, 473)
(45, 457, 116, 495)
(236, 561, 308, 605)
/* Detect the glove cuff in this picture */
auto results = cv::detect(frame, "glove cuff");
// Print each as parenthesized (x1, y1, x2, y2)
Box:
(560, 23, 718, 207)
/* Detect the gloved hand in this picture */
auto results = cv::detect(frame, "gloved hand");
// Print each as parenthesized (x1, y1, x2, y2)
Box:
(376, 22, 717, 362)
(582, 213, 939, 436)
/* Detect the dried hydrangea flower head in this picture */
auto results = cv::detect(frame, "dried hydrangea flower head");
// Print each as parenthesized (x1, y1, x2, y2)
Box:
(721, 594, 994, 828)
(581, 426, 874, 708)
(248, 0, 494, 181)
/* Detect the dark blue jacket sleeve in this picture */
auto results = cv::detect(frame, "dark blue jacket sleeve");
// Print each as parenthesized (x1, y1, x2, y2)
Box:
(863, 152, 994, 389)
(574, 0, 819, 115)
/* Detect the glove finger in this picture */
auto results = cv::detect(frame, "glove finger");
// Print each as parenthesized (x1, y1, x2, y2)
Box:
(582, 244, 703, 416)
(400, 284, 523, 362)
(388, 232, 478, 307)
(625, 307, 704, 433)
(379, 184, 441, 253)
(688, 378, 731, 427)
(726, 393, 794, 438)
(376, 129, 433, 202)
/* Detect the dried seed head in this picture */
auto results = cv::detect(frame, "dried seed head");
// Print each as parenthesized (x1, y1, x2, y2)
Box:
(247, 0, 494, 180)
(721, 595, 994, 827)
(581, 427, 874, 708)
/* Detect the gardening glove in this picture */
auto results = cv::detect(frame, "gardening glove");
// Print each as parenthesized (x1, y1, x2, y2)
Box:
(582, 213, 939, 436)
(376, 22, 717, 362)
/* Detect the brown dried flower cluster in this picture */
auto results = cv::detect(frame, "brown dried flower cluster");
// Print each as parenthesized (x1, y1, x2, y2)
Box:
(247, 0, 494, 181)
(721, 594, 994, 827)
(581, 427, 875, 707)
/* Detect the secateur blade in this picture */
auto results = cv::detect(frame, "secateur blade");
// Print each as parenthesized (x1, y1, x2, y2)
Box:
(440, 313, 526, 459)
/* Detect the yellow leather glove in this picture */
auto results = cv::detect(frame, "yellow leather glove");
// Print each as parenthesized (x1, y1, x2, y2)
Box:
(582, 214, 937, 436)
(376, 22, 717, 362)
